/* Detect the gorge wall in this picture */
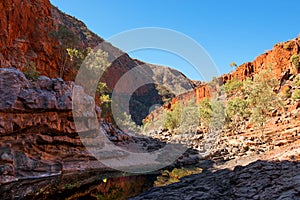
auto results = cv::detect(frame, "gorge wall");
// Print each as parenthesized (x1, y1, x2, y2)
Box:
(0, 68, 104, 184)
(0, 0, 59, 74)
(0, 0, 195, 125)
(146, 36, 300, 122)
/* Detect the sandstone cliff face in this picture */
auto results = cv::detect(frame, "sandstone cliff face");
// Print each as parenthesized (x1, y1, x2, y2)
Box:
(222, 37, 300, 82)
(0, 0, 60, 75)
(0, 68, 103, 183)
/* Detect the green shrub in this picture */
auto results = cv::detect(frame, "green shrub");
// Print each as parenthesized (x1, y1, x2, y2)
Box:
(290, 54, 299, 72)
(225, 97, 249, 129)
(163, 102, 182, 130)
(210, 100, 226, 130)
(292, 89, 300, 100)
(66, 48, 85, 70)
(222, 77, 243, 97)
(282, 87, 292, 98)
(24, 61, 40, 81)
(283, 41, 293, 50)
(294, 75, 300, 87)
(198, 98, 212, 126)
(49, 24, 80, 78)
(115, 112, 141, 133)
(244, 69, 282, 136)
(179, 99, 199, 133)
(229, 61, 237, 68)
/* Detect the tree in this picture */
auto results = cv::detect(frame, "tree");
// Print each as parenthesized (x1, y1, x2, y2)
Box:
(163, 102, 182, 131)
(49, 25, 80, 78)
(81, 48, 110, 81)
(198, 98, 212, 127)
(223, 69, 282, 138)
(66, 48, 86, 70)
(210, 99, 226, 131)
(223, 77, 249, 131)
(115, 111, 141, 133)
(229, 62, 237, 68)
(179, 98, 199, 134)
(244, 70, 282, 137)
(222, 77, 243, 98)
(290, 54, 300, 74)
(225, 97, 250, 130)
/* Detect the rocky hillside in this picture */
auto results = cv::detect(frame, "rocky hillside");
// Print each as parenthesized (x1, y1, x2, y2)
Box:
(0, 0, 195, 125)
(146, 36, 300, 122)
(134, 37, 300, 199)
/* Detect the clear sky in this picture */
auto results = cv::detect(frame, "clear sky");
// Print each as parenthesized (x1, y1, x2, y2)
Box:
(50, 0, 300, 80)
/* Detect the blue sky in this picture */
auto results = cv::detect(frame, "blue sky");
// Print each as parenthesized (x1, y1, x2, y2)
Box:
(50, 0, 300, 80)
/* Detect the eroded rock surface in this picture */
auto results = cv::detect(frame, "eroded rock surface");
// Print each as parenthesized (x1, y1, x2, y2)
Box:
(0, 68, 104, 183)
(131, 160, 300, 200)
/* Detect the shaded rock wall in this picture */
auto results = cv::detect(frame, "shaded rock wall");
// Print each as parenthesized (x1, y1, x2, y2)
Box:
(0, 68, 103, 184)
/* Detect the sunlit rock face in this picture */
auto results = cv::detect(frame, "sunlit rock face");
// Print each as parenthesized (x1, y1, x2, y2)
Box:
(222, 37, 300, 82)
(146, 37, 300, 122)
(0, 0, 60, 74)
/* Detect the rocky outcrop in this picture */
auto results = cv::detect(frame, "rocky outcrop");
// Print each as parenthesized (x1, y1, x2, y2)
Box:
(0, 67, 106, 183)
(131, 160, 300, 200)
(222, 37, 300, 82)
(0, 67, 186, 185)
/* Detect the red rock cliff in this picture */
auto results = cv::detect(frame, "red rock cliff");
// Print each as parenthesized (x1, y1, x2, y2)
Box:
(146, 36, 300, 122)
(0, 0, 61, 75)
(0, 0, 195, 124)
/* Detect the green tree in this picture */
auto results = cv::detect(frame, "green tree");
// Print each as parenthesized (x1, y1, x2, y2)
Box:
(50, 24, 80, 78)
(222, 77, 243, 97)
(225, 97, 249, 130)
(198, 97, 225, 130)
(210, 99, 226, 130)
(66, 48, 86, 70)
(198, 98, 212, 126)
(112, 109, 141, 133)
(223, 77, 249, 131)
(290, 54, 300, 73)
(179, 99, 199, 133)
(244, 70, 282, 137)
(229, 62, 237, 68)
(163, 102, 182, 131)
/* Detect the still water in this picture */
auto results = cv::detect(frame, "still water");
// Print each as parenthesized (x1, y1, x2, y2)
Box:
(0, 171, 158, 200)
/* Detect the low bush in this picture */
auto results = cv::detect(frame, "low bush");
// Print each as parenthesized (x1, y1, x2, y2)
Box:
(292, 89, 300, 100)
(24, 61, 39, 81)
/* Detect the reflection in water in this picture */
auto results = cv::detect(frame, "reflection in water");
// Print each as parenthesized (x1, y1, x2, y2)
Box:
(0, 171, 157, 200)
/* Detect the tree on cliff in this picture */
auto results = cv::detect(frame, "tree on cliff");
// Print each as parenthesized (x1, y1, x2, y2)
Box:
(49, 24, 80, 78)
(244, 70, 282, 137)
(229, 62, 237, 68)
(224, 69, 282, 138)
